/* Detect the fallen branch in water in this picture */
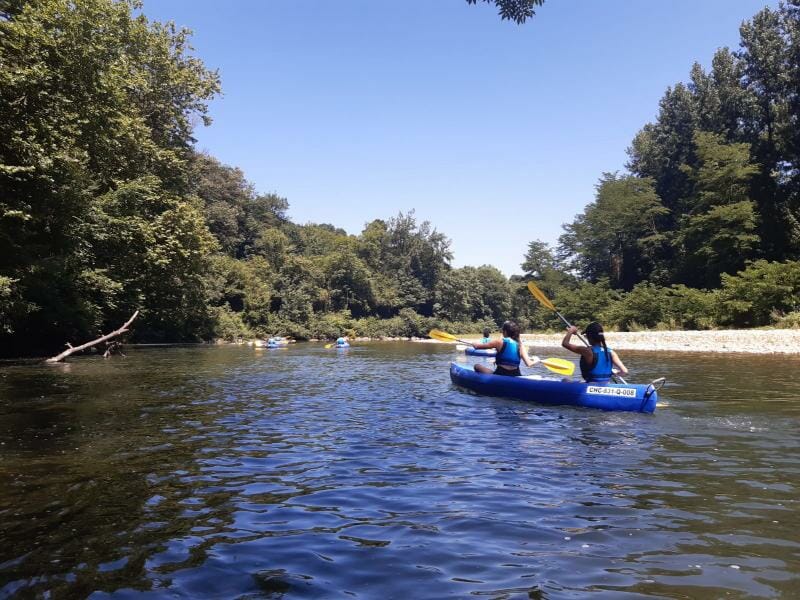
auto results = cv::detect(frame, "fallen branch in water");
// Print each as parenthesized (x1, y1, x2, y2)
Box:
(103, 340, 126, 359)
(45, 311, 139, 363)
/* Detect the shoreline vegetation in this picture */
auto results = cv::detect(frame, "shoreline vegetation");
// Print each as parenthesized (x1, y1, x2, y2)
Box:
(415, 329, 800, 355)
(3, 2, 800, 359)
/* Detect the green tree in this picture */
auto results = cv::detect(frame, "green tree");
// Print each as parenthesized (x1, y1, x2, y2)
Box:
(675, 131, 760, 286)
(434, 268, 481, 323)
(0, 0, 219, 354)
(559, 174, 669, 289)
(474, 265, 512, 325)
(521, 240, 560, 279)
(716, 260, 800, 326)
(628, 84, 698, 213)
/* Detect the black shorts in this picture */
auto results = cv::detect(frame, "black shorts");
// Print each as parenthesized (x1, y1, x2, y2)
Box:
(494, 367, 521, 377)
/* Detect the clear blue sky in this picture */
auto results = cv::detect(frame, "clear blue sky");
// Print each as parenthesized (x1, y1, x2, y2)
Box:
(143, 0, 777, 276)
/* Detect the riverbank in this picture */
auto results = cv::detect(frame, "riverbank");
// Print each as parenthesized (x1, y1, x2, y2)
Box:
(417, 329, 800, 355)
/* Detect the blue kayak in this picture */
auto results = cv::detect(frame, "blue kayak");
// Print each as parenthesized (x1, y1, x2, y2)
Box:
(449, 362, 659, 413)
(335, 343, 350, 349)
(464, 347, 496, 357)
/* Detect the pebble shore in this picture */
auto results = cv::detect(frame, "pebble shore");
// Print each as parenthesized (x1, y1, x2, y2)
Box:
(417, 329, 800, 355)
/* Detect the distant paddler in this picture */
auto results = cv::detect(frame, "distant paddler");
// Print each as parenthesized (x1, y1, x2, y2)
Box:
(325, 336, 350, 349)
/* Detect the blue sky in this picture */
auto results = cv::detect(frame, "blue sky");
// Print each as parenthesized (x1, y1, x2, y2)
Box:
(143, 0, 778, 276)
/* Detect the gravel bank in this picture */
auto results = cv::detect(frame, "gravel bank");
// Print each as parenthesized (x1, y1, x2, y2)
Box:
(418, 329, 800, 355)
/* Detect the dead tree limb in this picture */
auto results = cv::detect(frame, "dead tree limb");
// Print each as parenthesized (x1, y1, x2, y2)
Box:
(103, 341, 126, 359)
(45, 311, 139, 363)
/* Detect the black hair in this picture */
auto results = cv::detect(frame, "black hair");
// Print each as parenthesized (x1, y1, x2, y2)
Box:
(501, 320, 520, 342)
(482, 328, 491, 337)
(584, 321, 608, 354)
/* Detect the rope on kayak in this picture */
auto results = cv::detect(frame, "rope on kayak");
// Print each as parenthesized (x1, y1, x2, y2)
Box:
(640, 377, 667, 412)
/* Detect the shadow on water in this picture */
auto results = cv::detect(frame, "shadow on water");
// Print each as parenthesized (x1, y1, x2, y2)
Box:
(0, 343, 798, 598)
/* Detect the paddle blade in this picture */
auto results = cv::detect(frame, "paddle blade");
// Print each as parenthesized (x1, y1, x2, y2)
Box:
(324, 343, 334, 349)
(527, 281, 556, 311)
(429, 329, 458, 343)
(541, 357, 575, 376)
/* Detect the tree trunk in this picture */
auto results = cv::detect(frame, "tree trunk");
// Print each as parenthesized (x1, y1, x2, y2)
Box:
(45, 311, 139, 363)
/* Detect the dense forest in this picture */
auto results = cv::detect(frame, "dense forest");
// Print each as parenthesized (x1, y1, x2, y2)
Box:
(1, 0, 799, 358)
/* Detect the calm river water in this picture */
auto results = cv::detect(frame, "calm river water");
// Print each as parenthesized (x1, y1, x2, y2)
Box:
(1, 343, 798, 599)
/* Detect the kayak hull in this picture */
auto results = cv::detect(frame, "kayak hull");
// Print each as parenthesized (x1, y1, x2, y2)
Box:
(464, 347, 496, 357)
(335, 343, 350, 349)
(449, 362, 657, 413)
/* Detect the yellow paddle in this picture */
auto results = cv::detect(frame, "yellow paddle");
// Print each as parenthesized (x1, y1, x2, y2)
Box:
(526, 281, 627, 383)
(535, 357, 574, 376)
(428, 330, 575, 376)
(527, 281, 590, 347)
(429, 329, 472, 345)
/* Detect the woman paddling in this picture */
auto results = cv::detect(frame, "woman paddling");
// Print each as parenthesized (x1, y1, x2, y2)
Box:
(471, 321, 538, 376)
(562, 322, 627, 383)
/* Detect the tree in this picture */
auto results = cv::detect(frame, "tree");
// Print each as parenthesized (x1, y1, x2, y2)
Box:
(559, 174, 669, 289)
(716, 260, 800, 326)
(628, 84, 699, 213)
(521, 240, 560, 279)
(0, 0, 220, 355)
(674, 132, 760, 286)
(434, 268, 482, 323)
(474, 265, 512, 325)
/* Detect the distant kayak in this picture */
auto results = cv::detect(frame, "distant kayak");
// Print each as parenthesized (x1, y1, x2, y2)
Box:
(449, 362, 659, 413)
(464, 347, 496, 357)
(334, 343, 350, 349)
(256, 338, 290, 348)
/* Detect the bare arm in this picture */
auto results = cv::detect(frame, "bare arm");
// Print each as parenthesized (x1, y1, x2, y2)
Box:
(562, 326, 592, 362)
(519, 343, 539, 368)
(610, 350, 628, 375)
(472, 340, 502, 350)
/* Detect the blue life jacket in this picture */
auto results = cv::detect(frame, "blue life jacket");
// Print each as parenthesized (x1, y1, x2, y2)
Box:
(496, 337, 520, 369)
(336, 337, 346, 346)
(580, 345, 613, 383)
(480, 336, 491, 344)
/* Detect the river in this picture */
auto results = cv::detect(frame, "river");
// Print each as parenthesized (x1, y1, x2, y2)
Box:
(1, 343, 798, 599)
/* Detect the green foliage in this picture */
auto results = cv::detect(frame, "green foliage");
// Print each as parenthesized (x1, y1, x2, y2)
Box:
(628, 3, 800, 264)
(662, 285, 717, 330)
(716, 260, 800, 326)
(559, 174, 669, 289)
(465, 0, 544, 23)
(554, 279, 622, 329)
(5, 0, 800, 357)
(213, 305, 251, 341)
(0, 0, 219, 355)
(673, 132, 761, 286)
(773, 311, 800, 329)
(603, 283, 671, 331)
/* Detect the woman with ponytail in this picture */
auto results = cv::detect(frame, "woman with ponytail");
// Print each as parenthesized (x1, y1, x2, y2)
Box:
(562, 322, 627, 384)
(473, 320, 538, 377)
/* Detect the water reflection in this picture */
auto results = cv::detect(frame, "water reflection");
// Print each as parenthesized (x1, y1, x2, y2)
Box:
(1, 343, 798, 598)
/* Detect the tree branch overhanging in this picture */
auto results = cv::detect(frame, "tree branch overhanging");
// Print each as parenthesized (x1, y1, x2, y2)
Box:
(465, 0, 544, 24)
(45, 311, 139, 363)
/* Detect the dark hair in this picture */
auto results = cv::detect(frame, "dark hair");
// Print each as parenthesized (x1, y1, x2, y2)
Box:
(483, 328, 490, 337)
(501, 320, 520, 341)
(583, 321, 608, 354)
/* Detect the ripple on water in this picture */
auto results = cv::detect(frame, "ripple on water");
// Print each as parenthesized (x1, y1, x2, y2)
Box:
(0, 344, 798, 598)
